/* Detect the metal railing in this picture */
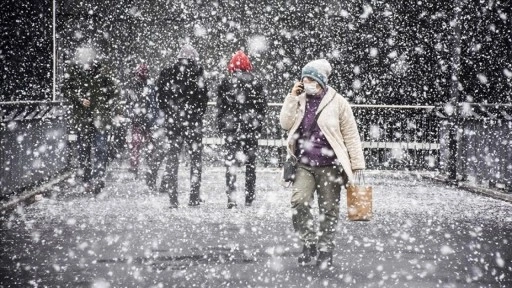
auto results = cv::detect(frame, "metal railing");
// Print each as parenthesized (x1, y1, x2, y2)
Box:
(439, 103, 512, 192)
(60, 101, 441, 169)
(351, 105, 439, 169)
(0, 101, 69, 198)
(1, 100, 443, 197)
(4, 99, 509, 195)
(0, 101, 66, 122)
(200, 103, 440, 169)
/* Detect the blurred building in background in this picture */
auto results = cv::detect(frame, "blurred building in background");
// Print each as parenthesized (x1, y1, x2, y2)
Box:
(1, 0, 511, 105)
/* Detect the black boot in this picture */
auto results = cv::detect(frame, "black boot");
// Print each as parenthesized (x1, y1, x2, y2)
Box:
(245, 189, 255, 207)
(144, 172, 156, 191)
(298, 244, 317, 265)
(227, 197, 237, 209)
(84, 182, 93, 194)
(227, 190, 237, 209)
(169, 200, 178, 209)
(90, 179, 104, 195)
(93, 184, 102, 195)
(188, 196, 201, 207)
(169, 192, 179, 209)
(316, 251, 333, 269)
(245, 195, 254, 207)
(128, 167, 139, 179)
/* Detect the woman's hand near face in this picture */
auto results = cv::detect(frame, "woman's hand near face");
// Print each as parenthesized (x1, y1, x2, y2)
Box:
(81, 98, 91, 108)
(291, 81, 304, 96)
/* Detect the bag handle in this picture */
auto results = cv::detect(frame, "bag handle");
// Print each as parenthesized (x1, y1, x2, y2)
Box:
(355, 171, 366, 185)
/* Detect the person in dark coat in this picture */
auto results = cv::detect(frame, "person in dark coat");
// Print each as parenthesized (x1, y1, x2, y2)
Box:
(62, 46, 119, 194)
(126, 63, 159, 178)
(150, 44, 208, 208)
(216, 50, 267, 208)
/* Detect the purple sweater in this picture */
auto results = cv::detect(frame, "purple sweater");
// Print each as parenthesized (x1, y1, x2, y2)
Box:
(295, 89, 338, 167)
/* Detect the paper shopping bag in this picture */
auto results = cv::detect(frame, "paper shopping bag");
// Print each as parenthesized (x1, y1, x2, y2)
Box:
(347, 184, 373, 221)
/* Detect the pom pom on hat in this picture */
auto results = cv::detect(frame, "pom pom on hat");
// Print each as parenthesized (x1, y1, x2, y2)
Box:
(135, 63, 149, 80)
(301, 59, 332, 89)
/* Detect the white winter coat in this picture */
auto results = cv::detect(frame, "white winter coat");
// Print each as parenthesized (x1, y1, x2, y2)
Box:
(279, 86, 366, 183)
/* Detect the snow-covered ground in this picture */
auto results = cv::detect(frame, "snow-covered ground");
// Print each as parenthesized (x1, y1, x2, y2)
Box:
(1, 164, 511, 287)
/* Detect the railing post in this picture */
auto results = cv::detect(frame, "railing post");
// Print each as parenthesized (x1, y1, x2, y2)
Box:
(447, 1, 462, 183)
(447, 113, 459, 182)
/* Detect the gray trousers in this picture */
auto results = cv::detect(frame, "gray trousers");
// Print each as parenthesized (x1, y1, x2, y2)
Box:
(291, 164, 345, 252)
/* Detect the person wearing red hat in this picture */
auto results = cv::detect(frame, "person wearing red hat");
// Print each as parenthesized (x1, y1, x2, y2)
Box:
(227, 50, 253, 73)
(217, 50, 267, 208)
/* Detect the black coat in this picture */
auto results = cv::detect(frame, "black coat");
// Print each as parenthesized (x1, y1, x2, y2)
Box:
(126, 80, 158, 129)
(61, 62, 119, 131)
(157, 59, 208, 132)
(216, 71, 266, 137)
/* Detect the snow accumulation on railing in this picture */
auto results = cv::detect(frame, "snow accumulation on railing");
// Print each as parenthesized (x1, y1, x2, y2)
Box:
(202, 138, 440, 150)
(1, 101, 437, 110)
(207, 102, 437, 109)
(0, 101, 64, 105)
(66, 136, 440, 151)
(1, 101, 443, 150)
(0, 101, 67, 122)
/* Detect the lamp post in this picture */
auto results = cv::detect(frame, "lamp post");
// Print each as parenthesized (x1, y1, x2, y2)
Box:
(52, 0, 56, 102)
(447, 2, 462, 182)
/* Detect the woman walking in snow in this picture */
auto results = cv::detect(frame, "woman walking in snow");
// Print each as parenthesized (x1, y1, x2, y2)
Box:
(279, 59, 365, 268)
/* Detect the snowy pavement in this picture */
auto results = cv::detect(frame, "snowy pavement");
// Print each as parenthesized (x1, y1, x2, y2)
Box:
(1, 166, 511, 287)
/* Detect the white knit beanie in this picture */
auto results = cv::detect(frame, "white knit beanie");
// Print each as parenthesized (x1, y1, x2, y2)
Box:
(177, 44, 199, 61)
(74, 46, 97, 66)
(301, 59, 332, 89)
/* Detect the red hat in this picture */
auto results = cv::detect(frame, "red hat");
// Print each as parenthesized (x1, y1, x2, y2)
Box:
(227, 50, 253, 73)
(135, 63, 149, 80)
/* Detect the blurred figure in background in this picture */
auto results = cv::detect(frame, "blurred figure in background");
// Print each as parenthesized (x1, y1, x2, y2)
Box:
(126, 63, 159, 178)
(62, 46, 120, 194)
(153, 44, 209, 208)
(108, 102, 129, 163)
(216, 50, 267, 208)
